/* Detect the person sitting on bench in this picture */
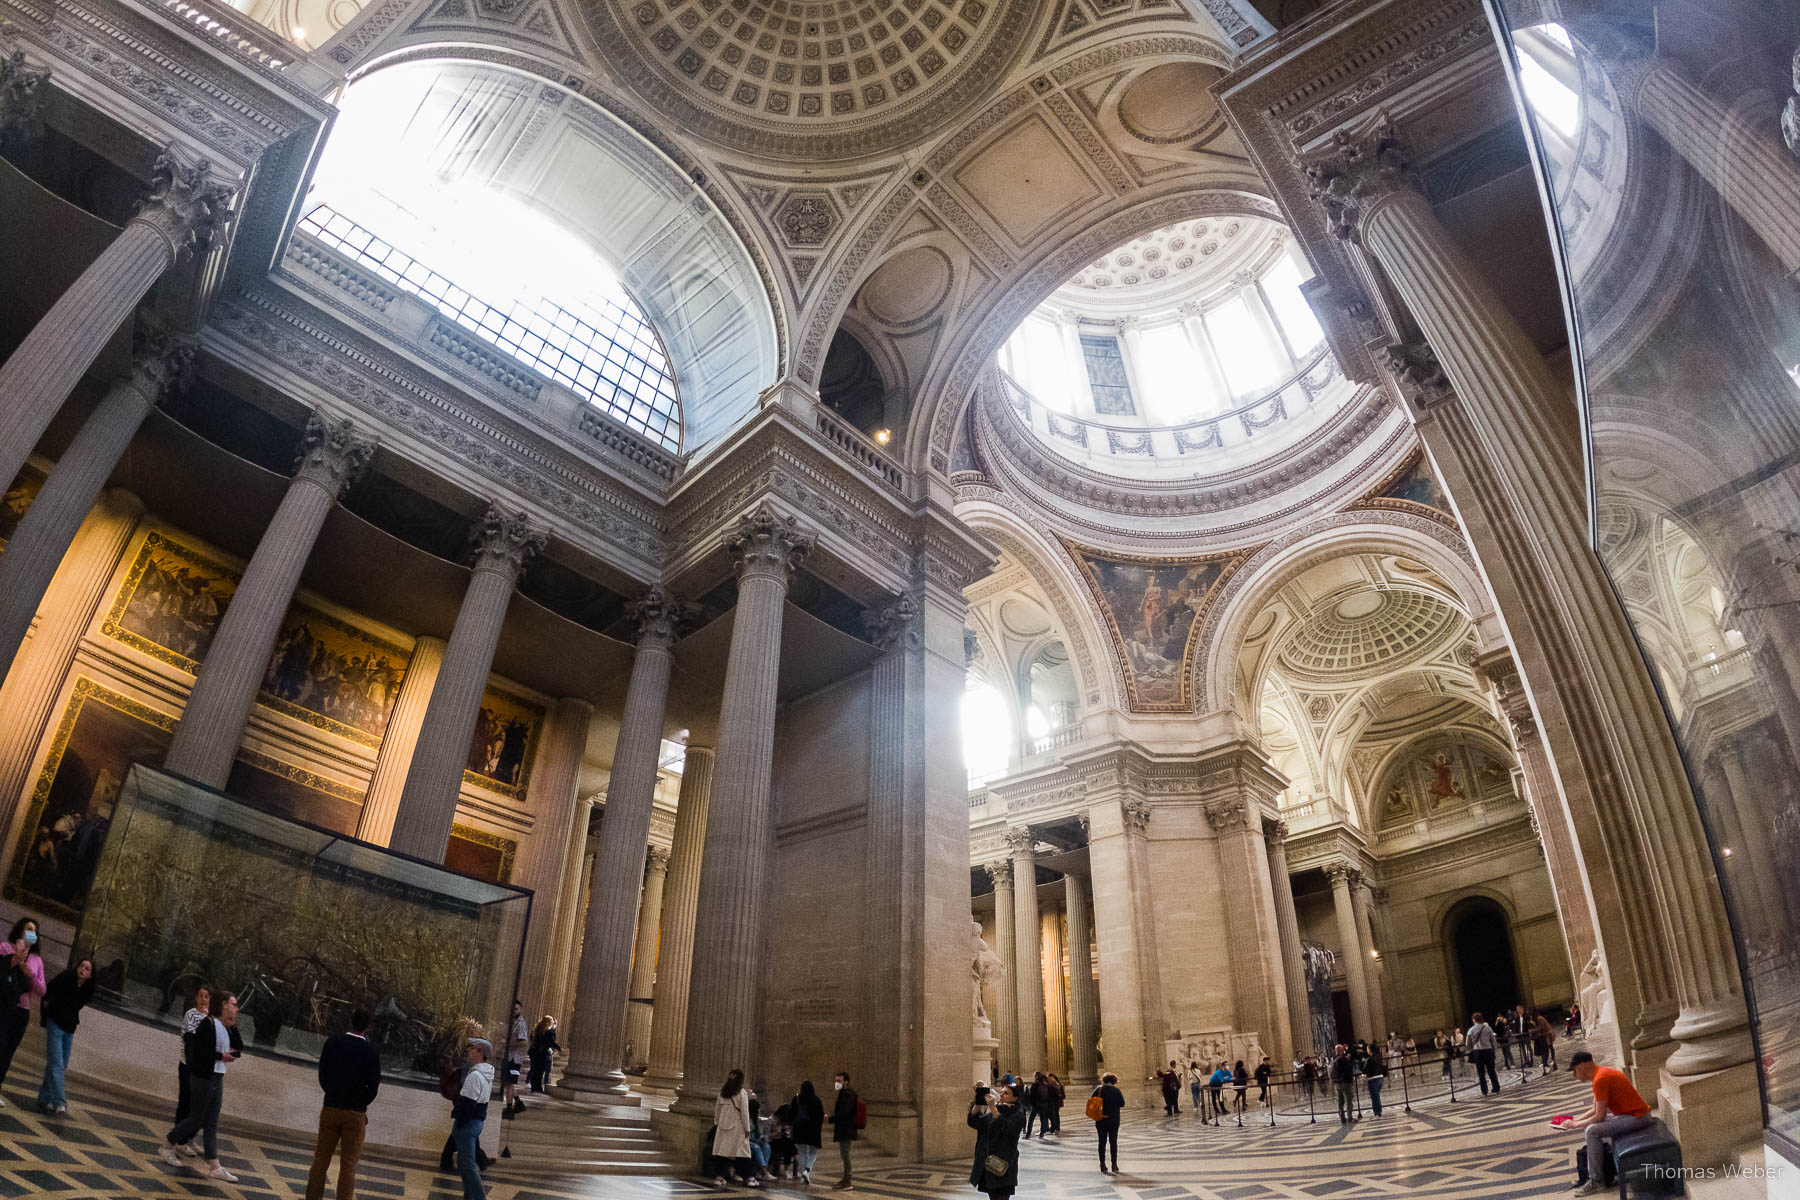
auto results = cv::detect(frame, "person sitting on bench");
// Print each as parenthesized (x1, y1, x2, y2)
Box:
(1563, 1050, 1654, 1195)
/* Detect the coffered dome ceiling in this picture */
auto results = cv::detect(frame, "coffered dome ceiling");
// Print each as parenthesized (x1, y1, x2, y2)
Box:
(1275, 588, 1464, 683)
(580, 0, 1039, 159)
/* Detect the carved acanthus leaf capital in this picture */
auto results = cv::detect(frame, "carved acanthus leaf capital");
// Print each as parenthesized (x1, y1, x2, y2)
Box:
(132, 147, 238, 260)
(646, 845, 672, 876)
(1381, 341, 1455, 413)
(294, 415, 375, 497)
(1264, 816, 1289, 844)
(726, 504, 815, 585)
(628, 585, 696, 647)
(469, 504, 548, 580)
(126, 328, 197, 408)
(1004, 826, 1036, 858)
(0, 48, 50, 143)
(863, 593, 920, 654)
(1303, 117, 1421, 244)
(1204, 799, 1250, 834)
(984, 859, 1013, 889)
(1122, 799, 1152, 836)
(1324, 861, 1354, 886)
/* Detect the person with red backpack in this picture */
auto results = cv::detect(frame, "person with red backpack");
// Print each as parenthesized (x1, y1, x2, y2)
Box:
(827, 1070, 863, 1190)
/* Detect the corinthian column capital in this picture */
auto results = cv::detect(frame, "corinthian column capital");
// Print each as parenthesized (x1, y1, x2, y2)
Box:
(984, 859, 1013, 888)
(293, 415, 376, 497)
(863, 592, 920, 653)
(646, 844, 672, 877)
(1264, 816, 1289, 844)
(628, 584, 696, 648)
(726, 504, 815, 585)
(130, 148, 237, 260)
(1004, 826, 1036, 857)
(1324, 861, 1354, 887)
(469, 504, 548, 579)
(1303, 117, 1421, 245)
(124, 328, 197, 408)
(1204, 799, 1250, 835)
(0, 48, 50, 143)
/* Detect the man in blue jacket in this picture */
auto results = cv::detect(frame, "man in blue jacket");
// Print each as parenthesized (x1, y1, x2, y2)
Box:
(305, 1008, 382, 1200)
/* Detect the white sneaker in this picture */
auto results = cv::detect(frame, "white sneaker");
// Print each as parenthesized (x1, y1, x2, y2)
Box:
(177, 1141, 199, 1157)
(54, 1105, 66, 1115)
(715, 1177, 728, 1187)
(158, 1146, 182, 1168)
(206, 1165, 239, 1183)
(747, 1180, 761, 1189)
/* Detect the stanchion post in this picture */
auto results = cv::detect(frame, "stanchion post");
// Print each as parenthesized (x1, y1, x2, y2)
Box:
(1402, 1053, 1412, 1113)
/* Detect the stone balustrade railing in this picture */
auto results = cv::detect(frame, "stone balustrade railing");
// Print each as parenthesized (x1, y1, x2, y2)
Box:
(814, 406, 905, 495)
(153, 0, 294, 70)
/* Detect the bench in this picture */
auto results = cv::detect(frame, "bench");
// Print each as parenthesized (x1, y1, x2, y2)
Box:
(1613, 1117, 1683, 1198)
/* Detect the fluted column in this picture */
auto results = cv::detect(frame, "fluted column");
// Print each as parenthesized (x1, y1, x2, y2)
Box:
(1630, 57, 1800, 274)
(1042, 906, 1068, 1077)
(1712, 744, 1785, 936)
(509, 697, 593, 1017)
(358, 637, 445, 844)
(643, 748, 714, 1094)
(388, 506, 545, 862)
(673, 507, 814, 1111)
(1178, 301, 1232, 414)
(1115, 316, 1150, 416)
(0, 149, 234, 493)
(624, 846, 672, 1070)
(563, 588, 683, 1095)
(1326, 864, 1370, 1042)
(0, 488, 142, 860)
(1055, 310, 1098, 417)
(1238, 270, 1298, 372)
(861, 595, 921, 1112)
(0, 335, 190, 675)
(1065, 874, 1099, 1085)
(987, 861, 1018, 1072)
(1308, 121, 1750, 1084)
(1265, 820, 1314, 1056)
(542, 794, 596, 1025)
(165, 417, 374, 787)
(1204, 789, 1293, 1063)
(1349, 873, 1388, 1040)
(1087, 799, 1156, 1084)
(1008, 827, 1049, 1072)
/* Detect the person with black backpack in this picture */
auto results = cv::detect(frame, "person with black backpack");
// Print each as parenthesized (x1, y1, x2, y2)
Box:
(0, 917, 47, 1102)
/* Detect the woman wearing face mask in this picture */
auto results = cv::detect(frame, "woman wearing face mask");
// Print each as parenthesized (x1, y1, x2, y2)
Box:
(37, 955, 94, 1114)
(967, 1083, 1026, 1199)
(0, 917, 47, 1102)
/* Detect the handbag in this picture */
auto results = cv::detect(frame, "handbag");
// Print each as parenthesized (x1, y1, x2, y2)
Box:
(984, 1153, 1010, 1178)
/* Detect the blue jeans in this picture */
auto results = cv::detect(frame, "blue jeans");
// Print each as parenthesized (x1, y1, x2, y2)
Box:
(452, 1119, 485, 1200)
(37, 1021, 74, 1110)
(1189, 1080, 1203, 1111)
(1366, 1076, 1385, 1116)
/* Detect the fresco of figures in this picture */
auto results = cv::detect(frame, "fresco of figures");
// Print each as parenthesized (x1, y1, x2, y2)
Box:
(464, 688, 542, 798)
(1069, 546, 1241, 710)
(1373, 733, 1515, 827)
(1, 467, 44, 546)
(260, 612, 409, 741)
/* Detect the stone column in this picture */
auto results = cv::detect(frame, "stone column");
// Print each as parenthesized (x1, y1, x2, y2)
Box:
(0, 149, 234, 493)
(164, 417, 374, 787)
(987, 861, 1018, 1072)
(562, 587, 683, 1096)
(1325, 863, 1370, 1042)
(624, 845, 672, 1070)
(1480, 651, 1598, 981)
(387, 506, 545, 862)
(1008, 827, 1049, 1072)
(1204, 787, 1293, 1063)
(508, 697, 592, 1018)
(357, 637, 447, 845)
(0, 488, 142, 861)
(1056, 310, 1098, 417)
(1307, 123, 1752, 1113)
(1712, 743, 1785, 934)
(1264, 820, 1314, 1056)
(1178, 301, 1233, 412)
(642, 747, 713, 1094)
(0, 335, 190, 675)
(1629, 57, 1800, 274)
(1043, 906, 1068, 1078)
(1350, 873, 1388, 1040)
(541, 794, 597, 1025)
(1239, 271, 1299, 371)
(861, 595, 921, 1115)
(1065, 874, 1099, 1084)
(673, 508, 814, 1111)
(1116, 316, 1151, 416)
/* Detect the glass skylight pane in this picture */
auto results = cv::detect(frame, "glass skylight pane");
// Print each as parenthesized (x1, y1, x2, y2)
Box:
(1207, 295, 1287, 399)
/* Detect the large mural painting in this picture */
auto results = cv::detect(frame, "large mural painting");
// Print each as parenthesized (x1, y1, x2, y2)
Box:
(102, 531, 414, 747)
(1065, 542, 1249, 711)
(463, 687, 542, 800)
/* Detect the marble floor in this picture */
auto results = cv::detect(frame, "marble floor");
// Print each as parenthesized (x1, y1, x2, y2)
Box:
(0, 1066, 1604, 1199)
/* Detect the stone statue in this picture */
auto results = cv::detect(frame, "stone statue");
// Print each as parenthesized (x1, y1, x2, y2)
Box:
(1578, 948, 1614, 1028)
(972, 921, 1004, 1038)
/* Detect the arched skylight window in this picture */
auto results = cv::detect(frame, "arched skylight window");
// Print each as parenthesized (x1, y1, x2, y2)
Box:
(962, 682, 1013, 787)
(302, 66, 683, 451)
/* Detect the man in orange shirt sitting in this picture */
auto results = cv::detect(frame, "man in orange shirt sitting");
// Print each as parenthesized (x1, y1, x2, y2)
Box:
(1562, 1050, 1654, 1195)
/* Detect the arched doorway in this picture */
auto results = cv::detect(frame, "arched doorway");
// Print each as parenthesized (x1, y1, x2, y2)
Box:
(1444, 896, 1523, 1022)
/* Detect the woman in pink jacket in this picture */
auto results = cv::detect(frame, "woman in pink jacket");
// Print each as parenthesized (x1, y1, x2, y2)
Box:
(0, 917, 48, 1101)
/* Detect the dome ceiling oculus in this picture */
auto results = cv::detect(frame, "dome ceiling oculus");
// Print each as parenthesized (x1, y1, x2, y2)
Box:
(582, 0, 1038, 158)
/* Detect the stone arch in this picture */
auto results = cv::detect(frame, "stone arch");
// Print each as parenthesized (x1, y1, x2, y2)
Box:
(1437, 890, 1530, 1023)
(1360, 716, 1516, 831)
(1196, 512, 1488, 720)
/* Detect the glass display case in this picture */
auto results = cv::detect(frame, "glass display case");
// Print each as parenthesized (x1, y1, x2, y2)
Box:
(1492, 0, 1800, 1155)
(76, 764, 531, 1080)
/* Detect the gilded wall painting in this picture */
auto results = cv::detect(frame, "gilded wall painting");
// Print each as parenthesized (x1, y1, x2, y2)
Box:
(1374, 734, 1515, 828)
(104, 532, 412, 746)
(463, 687, 543, 799)
(1065, 543, 1248, 711)
(5, 679, 175, 921)
(0, 465, 45, 548)
(1355, 451, 1457, 526)
(227, 752, 364, 838)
